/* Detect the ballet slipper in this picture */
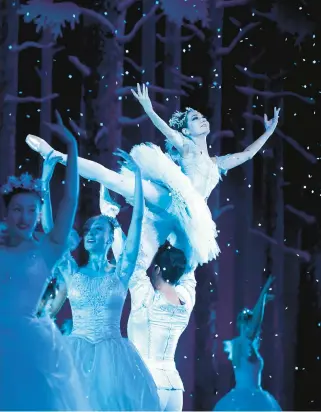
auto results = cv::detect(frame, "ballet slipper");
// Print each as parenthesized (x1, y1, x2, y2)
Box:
(26, 135, 54, 159)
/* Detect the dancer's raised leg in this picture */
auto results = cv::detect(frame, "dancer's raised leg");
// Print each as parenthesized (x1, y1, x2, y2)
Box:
(26, 134, 171, 210)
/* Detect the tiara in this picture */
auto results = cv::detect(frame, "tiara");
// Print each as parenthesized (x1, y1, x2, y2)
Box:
(168, 107, 193, 129)
(0, 173, 43, 196)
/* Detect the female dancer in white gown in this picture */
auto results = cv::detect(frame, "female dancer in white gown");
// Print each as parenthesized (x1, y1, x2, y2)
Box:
(213, 276, 281, 411)
(0, 113, 90, 411)
(46, 143, 160, 410)
(26, 84, 280, 271)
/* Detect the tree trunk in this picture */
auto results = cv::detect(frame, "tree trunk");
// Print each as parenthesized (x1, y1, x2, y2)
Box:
(141, 0, 156, 143)
(164, 20, 181, 118)
(0, 0, 19, 216)
(39, 29, 53, 145)
(82, 4, 126, 218)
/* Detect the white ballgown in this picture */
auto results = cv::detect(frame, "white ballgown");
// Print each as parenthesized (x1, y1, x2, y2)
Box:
(0, 247, 90, 411)
(67, 265, 161, 411)
(214, 338, 281, 411)
(120, 142, 230, 269)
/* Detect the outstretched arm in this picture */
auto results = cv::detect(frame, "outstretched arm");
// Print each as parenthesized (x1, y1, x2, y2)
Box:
(247, 275, 275, 341)
(115, 150, 144, 285)
(99, 184, 126, 262)
(214, 107, 280, 171)
(41, 112, 79, 268)
(131, 83, 184, 155)
(41, 152, 63, 233)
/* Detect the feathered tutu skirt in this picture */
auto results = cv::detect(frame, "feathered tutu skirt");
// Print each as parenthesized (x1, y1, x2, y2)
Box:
(68, 334, 161, 411)
(120, 143, 220, 268)
(0, 316, 90, 411)
(214, 387, 282, 411)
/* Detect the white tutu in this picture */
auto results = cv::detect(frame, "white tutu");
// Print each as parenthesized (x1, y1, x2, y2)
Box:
(214, 387, 282, 411)
(0, 316, 90, 411)
(68, 335, 161, 411)
(120, 143, 220, 267)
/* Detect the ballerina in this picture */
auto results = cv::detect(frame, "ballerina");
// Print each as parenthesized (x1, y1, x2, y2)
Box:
(25, 84, 279, 271)
(46, 140, 160, 409)
(0, 112, 90, 411)
(213, 275, 281, 411)
(128, 241, 196, 411)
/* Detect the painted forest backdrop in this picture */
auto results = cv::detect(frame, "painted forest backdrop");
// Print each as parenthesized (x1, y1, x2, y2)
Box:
(1, 0, 321, 410)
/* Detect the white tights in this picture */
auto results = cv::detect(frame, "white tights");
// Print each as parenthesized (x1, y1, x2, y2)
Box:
(158, 389, 183, 412)
(51, 148, 171, 211)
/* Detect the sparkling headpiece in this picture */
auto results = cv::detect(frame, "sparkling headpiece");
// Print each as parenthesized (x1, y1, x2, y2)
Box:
(168, 107, 194, 129)
(0, 173, 43, 196)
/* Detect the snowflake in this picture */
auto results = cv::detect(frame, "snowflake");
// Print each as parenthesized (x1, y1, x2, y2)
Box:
(18, 0, 80, 40)
(160, 0, 209, 27)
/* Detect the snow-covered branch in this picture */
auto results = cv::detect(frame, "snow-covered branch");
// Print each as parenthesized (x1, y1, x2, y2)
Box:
(80, 7, 116, 34)
(183, 23, 206, 41)
(242, 112, 317, 164)
(216, 0, 251, 8)
(236, 86, 315, 104)
(117, 4, 159, 44)
(68, 56, 91, 77)
(216, 22, 260, 56)
(235, 65, 270, 81)
(117, 85, 188, 97)
(124, 57, 143, 72)
(213, 204, 235, 220)
(4, 93, 59, 103)
(156, 33, 194, 43)
(9, 41, 55, 52)
(119, 114, 149, 126)
(124, 57, 161, 73)
(171, 70, 202, 84)
(69, 119, 88, 140)
(94, 126, 108, 147)
(250, 228, 311, 262)
(285, 205, 316, 225)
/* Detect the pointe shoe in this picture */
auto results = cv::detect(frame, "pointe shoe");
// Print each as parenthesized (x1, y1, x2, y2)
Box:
(26, 135, 54, 159)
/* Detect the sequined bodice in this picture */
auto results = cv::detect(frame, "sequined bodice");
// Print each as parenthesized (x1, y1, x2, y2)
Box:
(179, 145, 221, 200)
(0, 248, 50, 319)
(68, 271, 127, 342)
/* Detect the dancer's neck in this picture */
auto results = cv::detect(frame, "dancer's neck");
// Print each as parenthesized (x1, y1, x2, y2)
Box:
(87, 254, 109, 273)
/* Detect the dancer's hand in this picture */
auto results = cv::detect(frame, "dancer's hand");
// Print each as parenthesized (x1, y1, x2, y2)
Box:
(42, 150, 64, 183)
(131, 83, 153, 112)
(264, 107, 280, 133)
(114, 148, 140, 174)
(44, 111, 77, 146)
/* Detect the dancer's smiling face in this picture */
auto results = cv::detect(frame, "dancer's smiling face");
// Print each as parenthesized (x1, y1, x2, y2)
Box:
(6, 191, 42, 241)
(83, 216, 114, 254)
